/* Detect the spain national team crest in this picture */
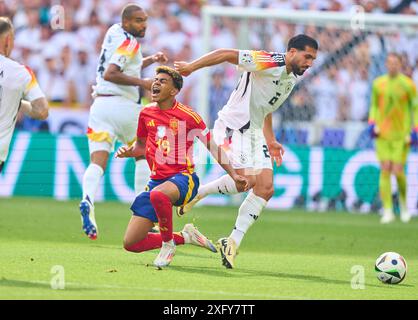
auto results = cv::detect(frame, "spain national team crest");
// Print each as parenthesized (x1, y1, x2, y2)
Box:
(169, 118, 179, 135)
(157, 126, 166, 138)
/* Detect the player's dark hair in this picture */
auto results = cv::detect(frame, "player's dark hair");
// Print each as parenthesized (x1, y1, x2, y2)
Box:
(0, 17, 13, 36)
(121, 4, 143, 21)
(156, 66, 183, 91)
(287, 34, 318, 51)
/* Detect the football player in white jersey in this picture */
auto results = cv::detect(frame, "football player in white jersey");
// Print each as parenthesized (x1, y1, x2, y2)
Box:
(0, 17, 48, 174)
(174, 34, 318, 268)
(80, 4, 168, 240)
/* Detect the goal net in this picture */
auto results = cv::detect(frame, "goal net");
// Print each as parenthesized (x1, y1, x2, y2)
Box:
(196, 6, 418, 214)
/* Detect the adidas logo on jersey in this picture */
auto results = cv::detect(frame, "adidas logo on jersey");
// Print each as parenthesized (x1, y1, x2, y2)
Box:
(147, 120, 156, 127)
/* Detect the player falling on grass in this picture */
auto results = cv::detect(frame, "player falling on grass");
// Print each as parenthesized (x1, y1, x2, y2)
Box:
(368, 53, 418, 224)
(174, 34, 318, 268)
(115, 66, 249, 268)
(79, 4, 168, 240)
(0, 17, 48, 174)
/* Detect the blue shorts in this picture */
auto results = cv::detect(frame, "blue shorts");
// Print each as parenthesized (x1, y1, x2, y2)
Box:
(130, 172, 200, 223)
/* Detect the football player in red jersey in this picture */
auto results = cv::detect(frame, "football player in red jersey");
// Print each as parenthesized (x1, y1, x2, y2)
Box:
(115, 66, 249, 268)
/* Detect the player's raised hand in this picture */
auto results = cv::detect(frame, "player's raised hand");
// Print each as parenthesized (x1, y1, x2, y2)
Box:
(268, 141, 285, 167)
(152, 52, 168, 63)
(115, 145, 134, 158)
(174, 61, 192, 76)
(233, 174, 250, 192)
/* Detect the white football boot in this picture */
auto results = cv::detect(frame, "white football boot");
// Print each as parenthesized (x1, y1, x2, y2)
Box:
(400, 210, 411, 223)
(181, 224, 217, 253)
(154, 240, 176, 268)
(380, 208, 395, 224)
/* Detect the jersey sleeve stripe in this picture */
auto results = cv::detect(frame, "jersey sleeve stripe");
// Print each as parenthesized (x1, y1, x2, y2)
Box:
(177, 104, 202, 124)
(178, 103, 202, 121)
(251, 51, 283, 70)
(116, 39, 140, 57)
(24, 66, 38, 91)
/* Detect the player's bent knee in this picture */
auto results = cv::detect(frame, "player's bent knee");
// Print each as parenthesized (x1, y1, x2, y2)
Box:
(149, 190, 162, 203)
(90, 151, 109, 172)
(254, 184, 274, 201)
(123, 237, 143, 252)
(264, 187, 274, 201)
(123, 241, 133, 252)
(380, 162, 392, 172)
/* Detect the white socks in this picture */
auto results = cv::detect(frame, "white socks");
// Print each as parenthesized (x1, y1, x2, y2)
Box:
(135, 159, 150, 195)
(198, 174, 239, 197)
(198, 176, 268, 247)
(230, 191, 267, 247)
(82, 159, 149, 205)
(82, 163, 104, 205)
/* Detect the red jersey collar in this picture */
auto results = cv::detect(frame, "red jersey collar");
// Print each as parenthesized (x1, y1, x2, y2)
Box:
(155, 100, 179, 112)
(159, 100, 178, 111)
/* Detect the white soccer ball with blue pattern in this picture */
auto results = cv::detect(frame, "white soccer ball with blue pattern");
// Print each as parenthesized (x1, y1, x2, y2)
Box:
(375, 252, 407, 284)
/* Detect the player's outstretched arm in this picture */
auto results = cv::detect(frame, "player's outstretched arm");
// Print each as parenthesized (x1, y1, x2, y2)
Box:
(142, 52, 168, 69)
(174, 49, 239, 76)
(263, 113, 284, 167)
(115, 139, 145, 159)
(104, 64, 153, 90)
(20, 98, 49, 120)
(204, 139, 249, 192)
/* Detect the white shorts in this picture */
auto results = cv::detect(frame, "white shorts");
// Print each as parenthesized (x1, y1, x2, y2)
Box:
(212, 119, 272, 170)
(87, 96, 140, 154)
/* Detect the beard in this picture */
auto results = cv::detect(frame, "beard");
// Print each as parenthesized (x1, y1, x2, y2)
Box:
(129, 28, 146, 38)
(292, 63, 307, 76)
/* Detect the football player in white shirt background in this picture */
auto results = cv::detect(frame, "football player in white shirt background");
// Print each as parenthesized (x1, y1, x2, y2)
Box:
(80, 4, 168, 240)
(0, 17, 48, 174)
(175, 34, 318, 268)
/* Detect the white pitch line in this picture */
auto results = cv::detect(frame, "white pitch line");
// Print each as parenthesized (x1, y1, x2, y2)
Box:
(1, 280, 313, 300)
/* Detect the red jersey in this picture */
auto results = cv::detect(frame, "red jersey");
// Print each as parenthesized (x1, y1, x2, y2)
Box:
(137, 100, 210, 179)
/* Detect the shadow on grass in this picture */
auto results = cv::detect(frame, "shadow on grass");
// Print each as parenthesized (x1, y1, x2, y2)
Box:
(0, 278, 94, 291)
(175, 251, 219, 260)
(169, 266, 402, 289)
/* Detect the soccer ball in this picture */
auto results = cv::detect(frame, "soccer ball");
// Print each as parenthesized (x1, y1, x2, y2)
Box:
(375, 252, 407, 284)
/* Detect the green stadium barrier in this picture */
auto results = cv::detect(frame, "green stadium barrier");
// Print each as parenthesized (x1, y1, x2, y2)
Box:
(1, 132, 417, 213)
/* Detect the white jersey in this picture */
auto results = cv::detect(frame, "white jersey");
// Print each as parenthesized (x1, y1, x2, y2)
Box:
(93, 24, 143, 103)
(0, 55, 45, 162)
(218, 50, 297, 130)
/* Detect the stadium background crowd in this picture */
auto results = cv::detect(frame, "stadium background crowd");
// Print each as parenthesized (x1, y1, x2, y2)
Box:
(1, 0, 417, 148)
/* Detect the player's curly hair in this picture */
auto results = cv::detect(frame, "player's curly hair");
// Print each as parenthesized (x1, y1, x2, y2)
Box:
(156, 66, 183, 91)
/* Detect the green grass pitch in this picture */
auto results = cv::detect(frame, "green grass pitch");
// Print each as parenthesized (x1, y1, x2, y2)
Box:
(0, 197, 417, 300)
